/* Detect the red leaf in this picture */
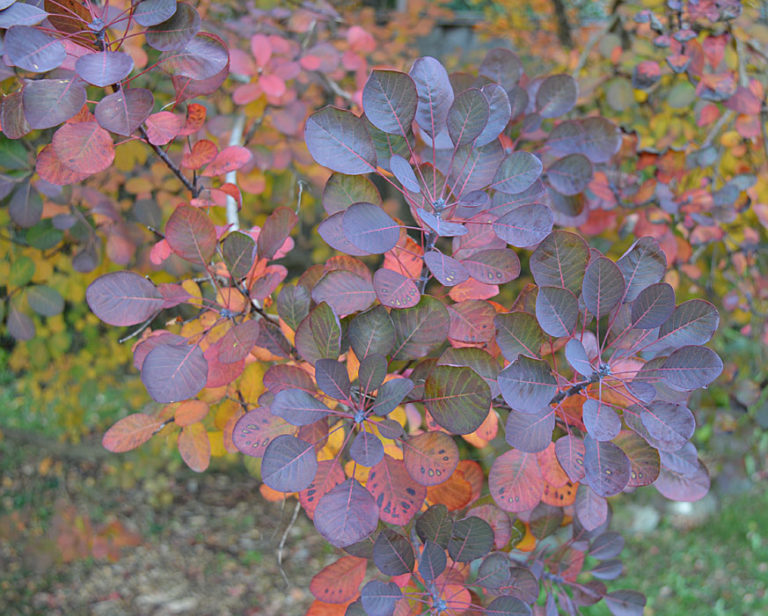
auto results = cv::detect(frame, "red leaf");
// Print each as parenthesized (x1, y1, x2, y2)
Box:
(182, 139, 218, 169)
(52, 121, 114, 174)
(179, 102, 207, 135)
(201, 145, 253, 177)
(35, 144, 90, 185)
(309, 555, 367, 603)
(145, 111, 182, 145)
(102, 413, 161, 452)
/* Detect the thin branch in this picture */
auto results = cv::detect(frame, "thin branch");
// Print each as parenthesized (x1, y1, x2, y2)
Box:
(225, 112, 246, 230)
(277, 499, 301, 587)
(139, 125, 200, 197)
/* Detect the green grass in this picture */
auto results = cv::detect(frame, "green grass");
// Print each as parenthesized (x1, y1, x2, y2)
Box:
(584, 489, 768, 616)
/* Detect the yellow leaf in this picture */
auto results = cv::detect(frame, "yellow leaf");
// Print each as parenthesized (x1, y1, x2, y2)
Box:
(239, 362, 266, 404)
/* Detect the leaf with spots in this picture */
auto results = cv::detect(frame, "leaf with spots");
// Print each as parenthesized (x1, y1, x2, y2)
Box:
(489, 449, 544, 512)
(613, 430, 660, 488)
(583, 437, 630, 497)
(299, 459, 345, 519)
(403, 431, 459, 487)
(367, 455, 426, 525)
(232, 407, 294, 458)
(310, 555, 367, 604)
(424, 249, 469, 287)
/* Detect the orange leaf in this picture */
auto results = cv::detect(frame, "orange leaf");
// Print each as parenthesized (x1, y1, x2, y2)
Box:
(305, 600, 354, 616)
(181, 139, 218, 170)
(179, 103, 207, 136)
(536, 443, 569, 487)
(541, 480, 577, 507)
(174, 400, 209, 427)
(102, 413, 161, 452)
(462, 409, 497, 448)
(310, 555, 367, 603)
(456, 460, 483, 504)
(177, 423, 210, 472)
(427, 471, 472, 511)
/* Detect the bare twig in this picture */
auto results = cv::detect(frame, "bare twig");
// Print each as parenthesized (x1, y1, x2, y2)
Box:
(139, 126, 200, 197)
(277, 500, 301, 587)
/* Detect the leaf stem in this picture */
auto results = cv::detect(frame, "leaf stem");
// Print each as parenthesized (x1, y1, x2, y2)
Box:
(139, 126, 200, 197)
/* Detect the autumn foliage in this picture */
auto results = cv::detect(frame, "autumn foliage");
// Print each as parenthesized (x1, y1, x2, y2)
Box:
(3, 0, 762, 615)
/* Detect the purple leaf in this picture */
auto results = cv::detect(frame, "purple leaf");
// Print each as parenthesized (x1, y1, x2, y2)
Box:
(349, 306, 395, 360)
(145, 2, 200, 51)
(476, 83, 511, 146)
(565, 339, 593, 377)
(660, 345, 723, 390)
(581, 117, 622, 163)
(306, 107, 377, 175)
(654, 300, 720, 349)
(5, 26, 65, 73)
(604, 590, 646, 616)
(584, 437, 631, 497)
(390, 296, 450, 360)
(373, 268, 420, 309)
(257, 206, 297, 259)
(370, 377, 414, 416)
(315, 359, 350, 400)
(23, 78, 86, 130)
(159, 31, 228, 80)
(447, 88, 489, 146)
(165, 205, 216, 264)
(616, 236, 667, 302)
(373, 529, 414, 576)
(362, 69, 417, 136)
(583, 399, 621, 442)
(535, 286, 578, 337)
(448, 516, 493, 562)
(86, 271, 164, 326)
(0, 3, 48, 27)
(492, 151, 543, 194)
(343, 202, 400, 254)
(133, 0, 177, 27)
(555, 435, 586, 482)
(614, 430, 661, 487)
(659, 441, 699, 476)
(294, 302, 341, 364)
(418, 208, 467, 237)
(7, 308, 34, 341)
(640, 402, 694, 451)
(350, 430, 384, 467)
(390, 154, 420, 192)
(409, 56, 453, 138)
(8, 181, 41, 228)
(547, 153, 593, 195)
(589, 532, 624, 560)
(461, 248, 520, 284)
(582, 257, 625, 318)
(655, 460, 710, 502)
(367, 455, 425, 525)
(505, 408, 554, 453)
(631, 282, 675, 328)
(232, 407, 293, 458)
(486, 595, 532, 616)
(425, 365, 491, 434)
(536, 74, 578, 118)
(479, 48, 523, 90)
(574, 484, 607, 531)
(495, 311, 543, 362)
(312, 270, 375, 317)
(424, 249, 469, 287)
(318, 212, 372, 256)
(76, 51, 134, 87)
(547, 120, 585, 157)
(261, 434, 318, 492)
(498, 356, 557, 413)
(271, 389, 331, 426)
(530, 230, 589, 294)
(315, 478, 378, 547)
(95, 88, 154, 137)
(141, 342, 207, 403)
(322, 173, 381, 215)
(493, 203, 553, 247)
(418, 540, 447, 582)
(450, 140, 505, 194)
(221, 231, 256, 280)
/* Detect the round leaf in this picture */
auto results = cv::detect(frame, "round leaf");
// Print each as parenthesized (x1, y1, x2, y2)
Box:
(489, 449, 544, 512)
(86, 271, 164, 326)
(367, 455, 426, 525)
(314, 478, 378, 547)
(582, 257, 625, 318)
(23, 78, 86, 130)
(306, 107, 377, 175)
(343, 202, 400, 254)
(165, 205, 216, 264)
(95, 88, 154, 137)
(535, 286, 578, 337)
(403, 431, 459, 486)
(498, 356, 557, 413)
(424, 365, 491, 434)
(447, 88, 490, 146)
(493, 203, 553, 247)
(6, 26, 65, 73)
(373, 268, 420, 309)
(75, 51, 134, 87)
(492, 152, 543, 194)
(261, 434, 318, 492)
(547, 153, 593, 196)
(141, 342, 207, 403)
(536, 74, 578, 118)
(362, 69, 417, 136)
(52, 122, 114, 175)
(584, 437, 630, 497)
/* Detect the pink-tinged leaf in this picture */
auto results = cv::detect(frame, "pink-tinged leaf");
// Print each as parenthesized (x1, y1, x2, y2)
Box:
(52, 122, 114, 175)
(373, 268, 420, 309)
(7, 308, 35, 341)
(424, 249, 469, 287)
(343, 202, 400, 254)
(201, 145, 252, 177)
(217, 319, 260, 364)
(157, 283, 190, 309)
(95, 88, 154, 137)
(271, 389, 331, 426)
(583, 399, 621, 442)
(305, 107, 377, 175)
(492, 151, 543, 194)
(499, 356, 557, 414)
(530, 230, 589, 294)
(535, 286, 578, 337)
(86, 271, 164, 326)
(362, 69, 417, 137)
(616, 236, 667, 302)
(257, 206, 297, 260)
(489, 449, 544, 512)
(725, 85, 762, 115)
(5, 26, 65, 73)
(447, 299, 495, 344)
(655, 460, 710, 502)
(178, 422, 210, 472)
(144, 111, 182, 145)
(468, 505, 512, 549)
(494, 312, 543, 362)
(409, 56, 453, 138)
(310, 556, 367, 604)
(603, 590, 646, 616)
(145, 2, 200, 51)
(102, 413, 161, 452)
(574, 484, 607, 531)
(133, 332, 185, 371)
(390, 296, 449, 360)
(315, 478, 378, 547)
(299, 459, 344, 519)
(424, 365, 491, 434)
(582, 257, 625, 318)
(259, 73, 285, 97)
(505, 408, 554, 453)
(232, 407, 294, 458)
(536, 74, 577, 118)
(261, 434, 318, 492)
(640, 402, 694, 451)
(547, 153, 592, 196)
(631, 283, 675, 329)
(133, 0, 177, 27)
(447, 88, 489, 146)
(165, 205, 216, 264)
(660, 345, 722, 390)
(403, 431, 459, 487)
(250, 33, 271, 67)
(312, 270, 376, 317)
(171, 59, 228, 104)
(614, 430, 659, 488)
(141, 342, 207, 403)
(76, 51, 134, 87)
(22, 78, 86, 130)
(159, 31, 228, 80)
(181, 139, 217, 169)
(583, 437, 630, 497)
(555, 435, 586, 482)
(461, 248, 520, 285)
(250, 264, 287, 302)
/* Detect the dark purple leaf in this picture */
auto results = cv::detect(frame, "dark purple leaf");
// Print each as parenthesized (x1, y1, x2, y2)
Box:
(6, 26, 65, 73)
(318, 212, 371, 256)
(499, 356, 557, 414)
(582, 257, 625, 318)
(450, 140, 505, 194)
(343, 202, 400, 254)
(493, 203, 553, 247)
(23, 77, 86, 130)
(315, 359, 350, 401)
(584, 437, 631, 497)
(306, 107, 377, 175)
(505, 408, 554, 453)
(390, 154, 420, 192)
(447, 87, 489, 146)
(565, 339, 593, 377)
(362, 69, 417, 136)
(631, 282, 675, 328)
(409, 56, 453, 138)
(655, 460, 710, 501)
(390, 296, 450, 360)
(418, 540, 447, 582)
(616, 237, 667, 302)
(312, 270, 375, 317)
(476, 83, 511, 146)
(271, 389, 331, 426)
(145, 2, 200, 51)
(76, 51, 134, 87)
(448, 516, 493, 562)
(530, 230, 589, 294)
(547, 120, 585, 157)
(641, 402, 694, 451)
(1, 90, 31, 139)
(373, 268, 420, 309)
(95, 88, 154, 137)
(495, 312, 543, 362)
(659, 441, 699, 476)
(416, 505, 452, 547)
(479, 48, 523, 90)
(536, 74, 578, 118)
(654, 300, 720, 349)
(535, 286, 578, 337)
(574, 484, 607, 531)
(360, 581, 401, 616)
(86, 271, 163, 326)
(315, 478, 378, 547)
(350, 430, 385, 467)
(257, 206, 297, 260)
(425, 365, 491, 434)
(370, 377, 414, 416)
(159, 31, 228, 80)
(294, 301, 341, 364)
(590, 532, 624, 560)
(8, 181, 42, 228)
(604, 589, 646, 616)
(478, 552, 513, 590)
(322, 173, 380, 215)
(581, 117, 622, 163)
(591, 559, 623, 580)
(349, 306, 395, 360)
(530, 502, 564, 539)
(547, 153, 592, 196)
(555, 435, 586, 482)
(261, 434, 318, 492)
(424, 249, 469, 287)
(133, 0, 177, 27)
(583, 399, 621, 442)
(373, 529, 414, 576)
(486, 596, 532, 616)
(461, 248, 520, 284)
(660, 345, 722, 390)
(492, 152, 543, 194)
(141, 342, 207, 403)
